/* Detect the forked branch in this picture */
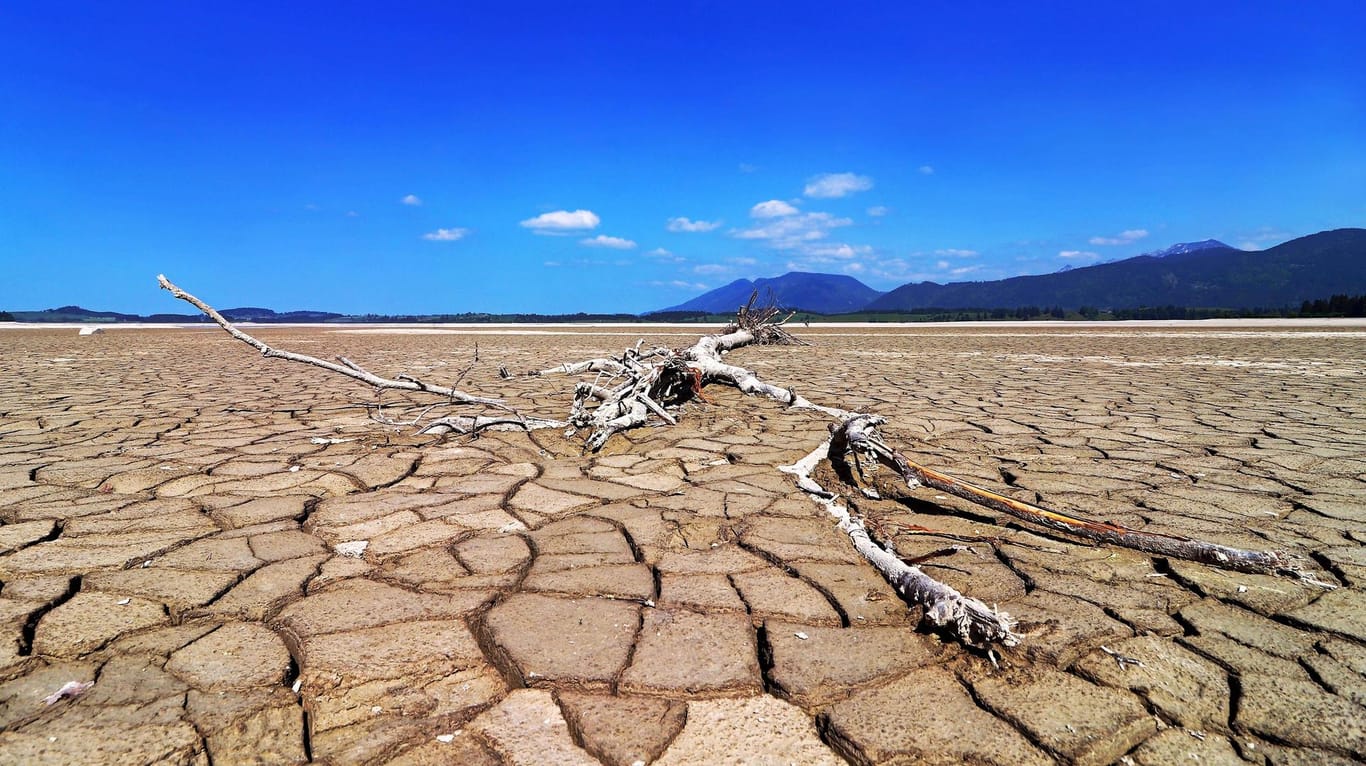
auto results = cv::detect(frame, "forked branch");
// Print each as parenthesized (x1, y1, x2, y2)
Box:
(781, 443, 1020, 648)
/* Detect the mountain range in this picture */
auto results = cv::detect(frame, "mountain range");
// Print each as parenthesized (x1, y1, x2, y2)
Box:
(6, 229, 1363, 322)
(659, 272, 884, 315)
(655, 228, 1366, 314)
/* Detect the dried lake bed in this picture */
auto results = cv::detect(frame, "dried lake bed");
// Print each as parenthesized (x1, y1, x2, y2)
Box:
(1, 322, 1363, 764)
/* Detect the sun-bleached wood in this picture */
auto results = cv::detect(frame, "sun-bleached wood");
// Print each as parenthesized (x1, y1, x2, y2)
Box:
(780, 441, 1020, 648)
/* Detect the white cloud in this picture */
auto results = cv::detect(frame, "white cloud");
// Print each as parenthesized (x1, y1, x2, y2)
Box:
(734, 211, 853, 249)
(804, 172, 873, 199)
(544, 260, 562, 267)
(739, 163, 757, 174)
(750, 199, 799, 218)
(401, 194, 422, 206)
(935, 248, 978, 258)
(866, 254, 989, 285)
(1088, 229, 1149, 246)
(423, 227, 469, 241)
(580, 234, 636, 249)
(1059, 250, 1100, 260)
(777, 242, 879, 277)
(520, 209, 601, 233)
(867, 205, 889, 217)
(346, 210, 359, 218)
(803, 243, 871, 260)
(667, 216, 722, 232)
(651, 279, 710, 291)
(693, 263, 730, 275)
(918, 165, 935, 175)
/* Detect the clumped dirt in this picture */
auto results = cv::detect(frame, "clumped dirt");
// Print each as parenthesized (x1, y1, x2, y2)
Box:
(0, 323, 1362, 764)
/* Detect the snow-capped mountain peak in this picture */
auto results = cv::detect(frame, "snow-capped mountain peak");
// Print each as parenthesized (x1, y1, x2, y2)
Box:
(1145, 239, 1231, 258)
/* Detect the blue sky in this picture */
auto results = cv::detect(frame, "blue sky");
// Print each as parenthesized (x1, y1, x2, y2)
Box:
(2, 2, 1363, 314)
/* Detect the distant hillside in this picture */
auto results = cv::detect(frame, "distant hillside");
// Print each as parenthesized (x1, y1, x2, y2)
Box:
(8, 306, 344, 323)
(217, 307, 345, 322)
(7, 305, 147, 323)
(657, 272, 883, 314)
(867, 228, 1366, 311)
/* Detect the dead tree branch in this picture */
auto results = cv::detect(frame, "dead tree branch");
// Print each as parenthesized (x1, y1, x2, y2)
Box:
(538, 291, 847, 451)
(159, 275, 507, 409)
(780, 443, 1020, 648)
(156, 275, 570, 438)
(829, 414, 1333, 587)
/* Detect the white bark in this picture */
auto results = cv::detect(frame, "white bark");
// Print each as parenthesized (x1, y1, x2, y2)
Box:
(780, 442, 1020, 648)
(158, 275, 505, 408)
(537, 358, 627, 376)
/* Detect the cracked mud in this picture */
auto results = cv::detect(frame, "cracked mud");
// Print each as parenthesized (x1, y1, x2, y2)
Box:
(1, 324, 1363, 764)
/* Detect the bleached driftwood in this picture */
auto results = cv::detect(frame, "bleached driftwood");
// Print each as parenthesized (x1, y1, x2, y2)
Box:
(534, 340, 672, 377)
(157, 275, 561, 436)
(546, 292, 850, 450)
(565, 358, 697, 451)
(781, 443, 1020, 648)
(159, 275, 505, 408)
(683, 294, 848, 419)
(828, 414, 1333, 586)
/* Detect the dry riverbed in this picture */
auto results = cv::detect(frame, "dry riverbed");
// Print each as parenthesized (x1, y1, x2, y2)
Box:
(0, 323, 1363, 764)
